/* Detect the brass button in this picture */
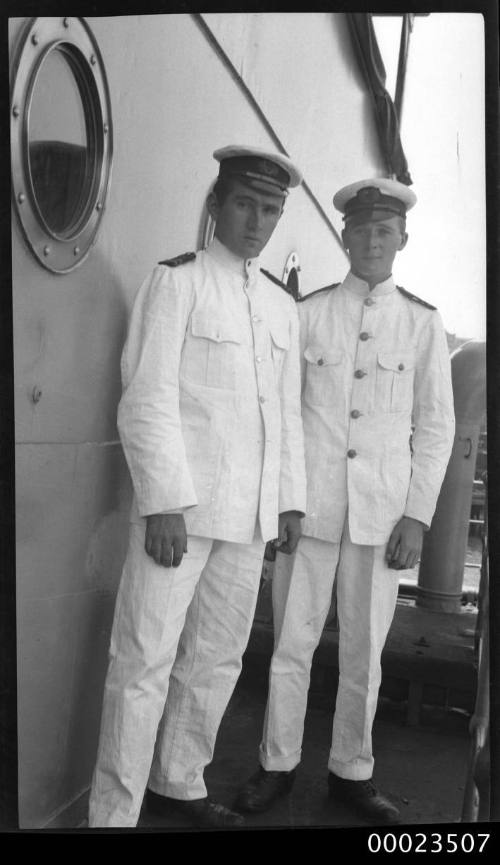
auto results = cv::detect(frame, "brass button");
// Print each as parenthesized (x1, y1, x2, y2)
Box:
(364, 297, 375, 306)
(359, 332, 370, 341)
(350, 409, 361, 419)
(398, 362, 405, 371)
(317, 358, 324, 366)
(347, 449, 357, 459)
(354, 369, 366, 379)
(256, 356, 263, 363)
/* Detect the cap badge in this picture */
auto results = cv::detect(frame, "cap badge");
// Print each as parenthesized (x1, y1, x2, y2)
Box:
(357, 186, 382, 203)
(258, 159, 279, 177)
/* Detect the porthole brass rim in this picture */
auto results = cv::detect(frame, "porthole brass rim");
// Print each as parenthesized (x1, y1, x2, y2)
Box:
(10, 17, 113, 274)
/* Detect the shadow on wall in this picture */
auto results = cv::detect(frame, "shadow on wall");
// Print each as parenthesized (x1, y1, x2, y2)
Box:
(15, 248, 135, 829)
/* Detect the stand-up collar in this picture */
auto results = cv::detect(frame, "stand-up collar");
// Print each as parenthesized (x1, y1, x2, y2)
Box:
(206, 237, 260, 279)
(343, 270, 396, 298)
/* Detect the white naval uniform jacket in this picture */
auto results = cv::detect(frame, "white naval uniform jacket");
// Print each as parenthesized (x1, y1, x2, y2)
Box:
(117, 238, 306, 544)
(298, 271, 455, 546)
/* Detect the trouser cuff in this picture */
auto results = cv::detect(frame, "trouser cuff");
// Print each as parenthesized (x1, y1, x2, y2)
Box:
(328, 757, 373, 782)
(147, 777, 207, 801)
(259, 744, 301, 772)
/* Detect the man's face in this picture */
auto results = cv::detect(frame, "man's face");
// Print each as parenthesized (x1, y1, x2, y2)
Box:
(342, 215, 408, 285)
(208, 179, 284, 259)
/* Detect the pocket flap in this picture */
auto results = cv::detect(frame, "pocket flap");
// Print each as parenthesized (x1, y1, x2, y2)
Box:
(269, 320, 290, 351)
(304, 346, 343, 366)
(191, 312, 242, 344)
(378, 351, 416, 372)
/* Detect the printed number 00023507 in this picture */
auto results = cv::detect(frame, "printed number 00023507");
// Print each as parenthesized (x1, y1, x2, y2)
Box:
(367, 832, 490, 854)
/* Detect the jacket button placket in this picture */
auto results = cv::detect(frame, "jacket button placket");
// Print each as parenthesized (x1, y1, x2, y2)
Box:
(349, 301, 375, 460)
(248, 296, 267, 405)
(247, 274, 272, 538)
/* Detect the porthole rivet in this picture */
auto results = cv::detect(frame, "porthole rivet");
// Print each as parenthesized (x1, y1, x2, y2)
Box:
(63, 18, 70, 28)
(31, 34, 39, 46)
(90, 54, 96, 65)
(103, 123, 109, 134)
(74, 246, 80, 255)
(12, 105, 20, 118)
(96, 202, 103, 211)
(43, 246, 51, 256)
(18, 192, 25, 204)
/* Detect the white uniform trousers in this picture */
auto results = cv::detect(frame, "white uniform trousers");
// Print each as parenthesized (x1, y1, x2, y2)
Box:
(259, 523, 400, 780)
(89, 523, 265, 827)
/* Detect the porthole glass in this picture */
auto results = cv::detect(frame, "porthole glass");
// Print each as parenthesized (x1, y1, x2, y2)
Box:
(10, 17, 113, 273)
(28, 47, 90, 235)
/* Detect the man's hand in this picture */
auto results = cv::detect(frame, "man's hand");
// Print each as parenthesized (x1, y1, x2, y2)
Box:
(145, 513, 187, 568)
(386, 516, 424, 570)
(273, 510, 303, 555)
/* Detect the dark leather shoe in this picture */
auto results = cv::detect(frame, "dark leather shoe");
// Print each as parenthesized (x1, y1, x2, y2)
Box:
(328, 773, 401, 825)
(145, 788, 244, 828)
(234, 766, 296, 813)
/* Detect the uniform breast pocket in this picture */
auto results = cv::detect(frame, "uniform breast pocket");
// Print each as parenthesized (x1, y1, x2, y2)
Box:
(303, 345, 344, 407)
(182, 312, 243, 390)
(376, 351, 416, 413)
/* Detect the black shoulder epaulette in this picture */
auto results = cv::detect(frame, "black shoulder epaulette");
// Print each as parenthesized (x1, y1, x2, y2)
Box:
(260, 268, 288, 290)
(396, 286, 436, 310)
(297, 283, 340, 302)
(158, 252, 196, 267)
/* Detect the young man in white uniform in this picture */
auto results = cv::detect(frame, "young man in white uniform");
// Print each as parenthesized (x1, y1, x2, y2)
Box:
(235, 178, 455, 824)
(88, 146, 307, 828)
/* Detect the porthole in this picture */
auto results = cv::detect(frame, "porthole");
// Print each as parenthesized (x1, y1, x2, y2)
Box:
(282, 251, 301, 300)
(10, 17, 113, 273)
